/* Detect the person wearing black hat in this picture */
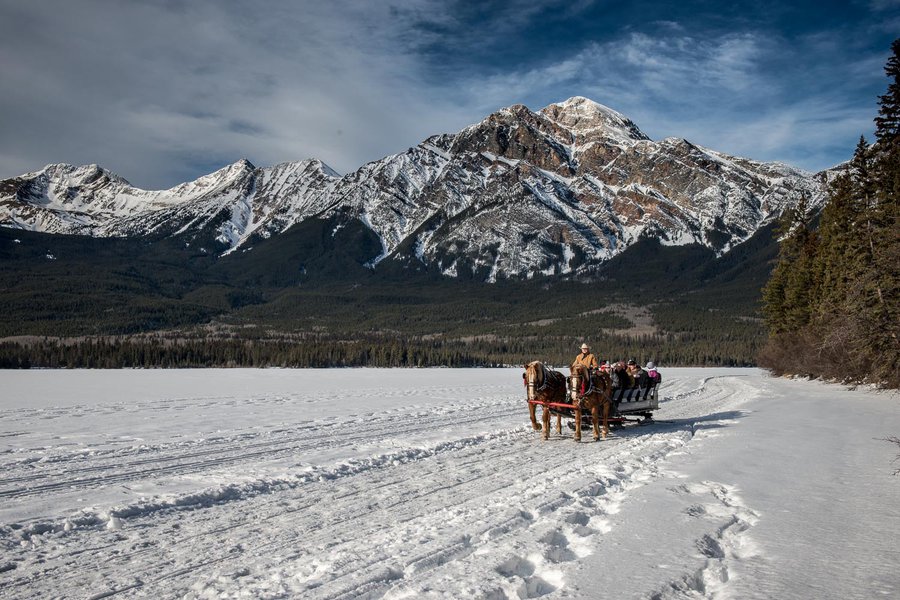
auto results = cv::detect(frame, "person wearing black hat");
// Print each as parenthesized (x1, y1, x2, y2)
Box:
(626, 359, 638, 378)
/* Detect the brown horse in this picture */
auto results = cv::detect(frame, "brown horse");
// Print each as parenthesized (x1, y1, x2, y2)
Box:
(523, 361, 567, 438)
(568, 363, 613, 441)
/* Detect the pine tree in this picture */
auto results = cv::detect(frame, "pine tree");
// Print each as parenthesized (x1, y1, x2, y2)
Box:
(762, 194, 818, 335)
(867, 38, 900, 386)
(875, 39, 900, 144)
(816, 172, 856, 311)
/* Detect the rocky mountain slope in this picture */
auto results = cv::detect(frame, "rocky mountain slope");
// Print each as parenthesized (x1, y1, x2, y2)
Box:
(0, 97, 830, 281)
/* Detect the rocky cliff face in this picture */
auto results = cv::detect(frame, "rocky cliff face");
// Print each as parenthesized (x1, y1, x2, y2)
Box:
(0, 96, 830, 280)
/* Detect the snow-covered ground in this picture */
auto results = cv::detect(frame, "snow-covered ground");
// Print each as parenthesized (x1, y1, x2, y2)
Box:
(1, 368, 898, 599)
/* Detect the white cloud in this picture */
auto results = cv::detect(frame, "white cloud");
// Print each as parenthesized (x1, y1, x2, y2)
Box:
(0, 0, 890, 186)
(869, 0, 900, 10)
(0, 0, 475, 187)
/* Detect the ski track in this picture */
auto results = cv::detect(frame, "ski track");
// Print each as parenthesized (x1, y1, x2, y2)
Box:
(0, 373, 760, 599)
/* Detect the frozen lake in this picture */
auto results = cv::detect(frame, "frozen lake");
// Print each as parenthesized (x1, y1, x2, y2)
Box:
(1, 368, 898, 599)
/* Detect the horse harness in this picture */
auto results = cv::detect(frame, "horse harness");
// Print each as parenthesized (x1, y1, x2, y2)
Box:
(526, 362, 551, 398)
(570, 367, 608, 407)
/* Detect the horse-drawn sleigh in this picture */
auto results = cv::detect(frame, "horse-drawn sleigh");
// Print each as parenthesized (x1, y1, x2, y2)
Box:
(523, 361, 660, 442)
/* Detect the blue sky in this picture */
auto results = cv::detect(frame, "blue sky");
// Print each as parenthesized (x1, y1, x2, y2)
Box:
(1, 0, 898, 188)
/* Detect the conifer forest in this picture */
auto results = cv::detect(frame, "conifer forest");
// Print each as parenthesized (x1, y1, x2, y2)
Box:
(759, 39, 900, 388)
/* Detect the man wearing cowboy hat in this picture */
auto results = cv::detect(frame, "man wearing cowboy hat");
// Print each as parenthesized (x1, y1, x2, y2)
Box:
(574, 343, 598, 370)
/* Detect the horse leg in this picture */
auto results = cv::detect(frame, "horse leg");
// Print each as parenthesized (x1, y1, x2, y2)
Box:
(602, 400, 609, 439)
(574, 406, 582, 442)
(556, 413, 562, 435)
(591, 403, 600, 441)
(529, 401, 540, 430)
(542, 405, 550, 440)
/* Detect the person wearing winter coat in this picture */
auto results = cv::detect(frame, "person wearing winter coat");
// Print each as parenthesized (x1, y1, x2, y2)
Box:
(645, 361, 662, 386)
(626, 359, 640, 379)
(633, 364, 650, 389)
(611, 360, 633, 389)
(573, 343, 598, 370)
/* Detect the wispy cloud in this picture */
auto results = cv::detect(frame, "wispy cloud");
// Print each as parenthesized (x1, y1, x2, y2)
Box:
(0, 0, 894, 186)
(442, 27, 888, 170)
(0, 1, 475, 187)
(869, 0, 900, 10)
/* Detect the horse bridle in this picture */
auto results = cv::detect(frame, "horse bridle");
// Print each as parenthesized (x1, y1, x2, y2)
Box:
(526, 362, 552, 399)
(569, 366, 595, 400)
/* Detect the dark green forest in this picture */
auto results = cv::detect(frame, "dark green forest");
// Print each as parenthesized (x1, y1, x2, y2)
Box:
(0, 218, 775, 368)
(760, 39, 900, 388)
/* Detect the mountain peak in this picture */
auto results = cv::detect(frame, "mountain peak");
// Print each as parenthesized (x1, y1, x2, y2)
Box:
(210, 158, 256, 177)
(207, 158, 256, 177)
(306, 158, 340, 177)
(31, 163, 131, 187)
(227, 158, 256, 173)
(162, 158, 257, 195)
(541, 96, 650, 143)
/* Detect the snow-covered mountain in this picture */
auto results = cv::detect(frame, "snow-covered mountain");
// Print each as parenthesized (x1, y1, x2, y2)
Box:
(0, 97, 830, 280)
(0, 158, 339, 252)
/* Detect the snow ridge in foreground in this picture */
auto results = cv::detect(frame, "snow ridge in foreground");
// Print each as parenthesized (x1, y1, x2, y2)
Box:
(1, 369, 897, 599)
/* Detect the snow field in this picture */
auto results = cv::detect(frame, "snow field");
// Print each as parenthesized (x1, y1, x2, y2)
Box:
(0, 368, 897, 599)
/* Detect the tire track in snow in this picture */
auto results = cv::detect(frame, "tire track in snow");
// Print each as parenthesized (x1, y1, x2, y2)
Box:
(291, 434, 695, 600)
(8, 383, 706, 598)
(180, 427, 703, 599)
(0, 401, 524, 499)
(0, 404, 536, 596)
(1, 375, 753, 600)
(7, 430, 544, 599)
(12, 423, 646, 599)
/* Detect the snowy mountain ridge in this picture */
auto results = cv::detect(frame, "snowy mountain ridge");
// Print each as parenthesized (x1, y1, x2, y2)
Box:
(0, 97, 831, 280)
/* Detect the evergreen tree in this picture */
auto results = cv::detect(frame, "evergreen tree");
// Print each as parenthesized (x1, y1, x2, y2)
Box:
(868, 39, 900, 386)
(875, 39, 900, 144)
(815, 171, 858, 313)
(761, 38, 900, 387)
(762, 194, 818, 335)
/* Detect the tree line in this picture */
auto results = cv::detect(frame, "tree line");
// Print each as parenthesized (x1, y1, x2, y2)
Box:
(760, 39, 900, 387)
(0, 325, 760, 370)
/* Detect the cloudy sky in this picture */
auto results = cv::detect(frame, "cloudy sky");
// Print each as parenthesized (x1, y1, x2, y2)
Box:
(1, 0, 898, 189)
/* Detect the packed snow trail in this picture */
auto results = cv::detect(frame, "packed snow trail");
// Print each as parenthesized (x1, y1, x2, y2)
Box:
(0, 369, 897, 599)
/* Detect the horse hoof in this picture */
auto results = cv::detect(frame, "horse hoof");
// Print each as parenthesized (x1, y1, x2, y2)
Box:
(574, 437, 581, 442)
(593, 435, 600, 441)
(533, 425, 542, 431)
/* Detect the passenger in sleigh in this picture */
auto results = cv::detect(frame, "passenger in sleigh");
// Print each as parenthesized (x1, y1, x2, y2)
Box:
(628, 360, 651, 389)
(610, 360, 632, 389)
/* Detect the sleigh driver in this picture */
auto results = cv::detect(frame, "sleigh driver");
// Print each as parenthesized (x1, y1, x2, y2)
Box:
(574, 343, 598, 371)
